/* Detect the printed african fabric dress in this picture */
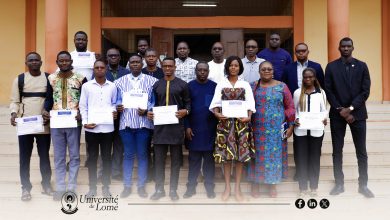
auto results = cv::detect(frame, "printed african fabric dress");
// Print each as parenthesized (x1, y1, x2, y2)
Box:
(247, 82, 295, 184)
(214, 88, 255, 163)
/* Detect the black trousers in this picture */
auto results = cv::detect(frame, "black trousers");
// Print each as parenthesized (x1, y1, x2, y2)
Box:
(294, 133, 323, 190)
(111, 118, 124, 177)
(187, 150, 215, 192)
(18, 134, 52, 191)
(330, 119, 368, 186)
(85, 131, 113, 189)
(154, 144, 181, 191)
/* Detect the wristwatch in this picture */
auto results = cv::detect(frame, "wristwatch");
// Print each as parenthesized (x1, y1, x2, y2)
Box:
(349, 106, 354, 111)
(186, 110, 189, 115)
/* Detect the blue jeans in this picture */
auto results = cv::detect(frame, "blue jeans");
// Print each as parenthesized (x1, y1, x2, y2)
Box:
(120, 128, 150, 188)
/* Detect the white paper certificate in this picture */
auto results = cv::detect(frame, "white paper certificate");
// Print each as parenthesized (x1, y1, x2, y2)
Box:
(153, 105, 179, 125)
(122, 91, 148, 109)
(88, 108, 114, 125)
(222, 100, 248, 118)
(298, 112, 325, 130)
(16, 115, 44, 136)
(50, 110, 78, 128)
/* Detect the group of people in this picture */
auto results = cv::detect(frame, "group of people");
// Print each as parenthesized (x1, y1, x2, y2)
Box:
(10, 31, 374, 203)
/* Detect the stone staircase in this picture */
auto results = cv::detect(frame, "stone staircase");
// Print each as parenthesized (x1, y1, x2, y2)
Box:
(0, 104, 389, 219)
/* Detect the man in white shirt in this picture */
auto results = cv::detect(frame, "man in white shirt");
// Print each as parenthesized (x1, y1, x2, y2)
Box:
(240, 39, 265, 83)
(70, 31, 96, 81)
(175, 41, 198, 83)
(208, 42, 226, 83)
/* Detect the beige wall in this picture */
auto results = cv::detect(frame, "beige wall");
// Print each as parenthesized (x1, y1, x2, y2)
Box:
(350, 0, 382, 101)
(0, 1, 26, 105)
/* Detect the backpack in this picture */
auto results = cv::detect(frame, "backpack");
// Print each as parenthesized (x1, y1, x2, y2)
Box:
(18, 72, 50, 103)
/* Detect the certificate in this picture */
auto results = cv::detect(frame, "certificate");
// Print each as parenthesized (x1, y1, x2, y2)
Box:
(16, 115, 44, 136)
(298, 112, 325, 130)
(50, 110, 78, 128)
(153, 105, 179, 125)
(222, 100, 248, 118)
(122, 91, 148, 109)
(88, 108, 114, 125)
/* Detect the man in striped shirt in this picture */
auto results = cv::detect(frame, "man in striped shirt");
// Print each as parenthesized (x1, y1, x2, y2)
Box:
(115, 54, 158, 198)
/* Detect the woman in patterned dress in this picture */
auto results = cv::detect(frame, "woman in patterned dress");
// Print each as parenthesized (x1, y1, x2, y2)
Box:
(247, 61, 295, 198)
(209, 56, 256, 201)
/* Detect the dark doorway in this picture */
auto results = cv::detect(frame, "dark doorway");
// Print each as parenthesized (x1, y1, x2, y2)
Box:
(174, 34, 220, 61)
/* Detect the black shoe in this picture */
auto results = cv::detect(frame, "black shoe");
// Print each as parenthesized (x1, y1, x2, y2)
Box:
(102, 187, 112, 198)
(329, 185, 345, 195)
(42, 185, 54, 196)
(150, 190, 166, 200)
(53, 191, 66, 201)
(120, 187, 131, 198)
(21, 189, 31, 201)
(183, 189, 196, 199)
(137, 187, 148, 198)
(86, 189, 97, 198)
(358, 186, 375, 198)
(169, 190, 179, 201)
(206, 190, 216, 199)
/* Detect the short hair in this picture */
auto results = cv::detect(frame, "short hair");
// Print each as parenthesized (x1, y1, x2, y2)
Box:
(74, 31, 88, 38)
(94, 58, 107, 66)
(259, 60, 273, 69)
(176, 41, 189, 48)
(25, 52, 41, 60)
(145, 48, 157, 54)
(270, 32, 280, 38)
(295, 42, 308, 49)
(339, 37, 353, 46)
(56, 51, 71, 60)
(245, 39, 258, 46)
(196, 61, 209, 70)
(224, 56, 244, 76)
(138, 38, 149, 45)
(128, 53, 142, 60)
(163, 57, 176, 64)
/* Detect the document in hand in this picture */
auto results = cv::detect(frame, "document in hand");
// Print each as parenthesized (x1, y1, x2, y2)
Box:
(88, 108, 114, 125)
(122, 91, 148, 110)
(153, 105, 179, 125)
(298, 112, 325, 130)
(16, 115, 44, 136)
(50, 110, 78, 128)
(222, 100, 248, 118)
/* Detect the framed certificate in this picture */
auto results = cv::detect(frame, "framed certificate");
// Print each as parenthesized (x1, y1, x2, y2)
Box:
(153, 105, 179, 125)
(16, 115, 44, 136)
(221, 100, 248, 118)
(50, 110, 78, 128)
(298, 112, 325, 130)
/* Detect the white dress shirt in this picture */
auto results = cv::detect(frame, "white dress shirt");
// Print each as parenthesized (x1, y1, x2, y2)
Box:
(293, 88, 328, 137)
(297, 60, 308, 88)
(208, 59, 226, 84)
(70, 50, 96, 81)
(209, 78, 256, 113)
(79, 79, 117, 133)
(240, 56, 265, 83)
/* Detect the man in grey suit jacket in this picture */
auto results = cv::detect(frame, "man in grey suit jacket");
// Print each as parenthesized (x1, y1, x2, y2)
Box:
(324, 37, 374, 198)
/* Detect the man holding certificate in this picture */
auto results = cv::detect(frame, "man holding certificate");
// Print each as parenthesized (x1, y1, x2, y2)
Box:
(79, 60, 117, 198)
(147, 57, 191, 201)
(10, 52, 53, 201)
(114, 54, 158, 199)
(43, 51, 87, 200)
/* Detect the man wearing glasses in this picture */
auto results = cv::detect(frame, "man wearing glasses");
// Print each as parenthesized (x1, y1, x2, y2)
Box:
(240, 39, 265, 83)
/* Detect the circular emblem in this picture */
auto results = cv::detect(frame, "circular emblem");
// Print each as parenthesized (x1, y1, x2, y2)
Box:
(61, 191, 78, 214)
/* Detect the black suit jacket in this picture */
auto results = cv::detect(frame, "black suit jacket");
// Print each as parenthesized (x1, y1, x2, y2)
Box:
(282, 60, 325, 95)
(324, 58, 371, 120)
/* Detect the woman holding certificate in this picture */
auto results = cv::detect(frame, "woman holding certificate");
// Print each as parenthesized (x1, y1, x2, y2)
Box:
(293, 68, 327, 197)
(247, 61, 295, 198)
(209, 56, 256, 202)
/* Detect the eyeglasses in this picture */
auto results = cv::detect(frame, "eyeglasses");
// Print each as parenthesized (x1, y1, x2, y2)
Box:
(94, 66, 105, 70)
(107, 54, 120, 58)
(260, 68, 273, 72)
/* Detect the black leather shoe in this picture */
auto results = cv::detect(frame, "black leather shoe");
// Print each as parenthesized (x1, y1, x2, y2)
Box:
(329, 185, 345, 195)
(137, 187, 148, 198)
(42, 185, 54, 196)
(358, 186, 375, 198)
(150, 190, 166, 200)
(206, 190, 216, 199)
(183, 189, 196, 199)
(169, 190, 179, 201)
(120, 187, 131, 198)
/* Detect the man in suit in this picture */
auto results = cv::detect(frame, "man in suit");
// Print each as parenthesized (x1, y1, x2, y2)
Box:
(282, 43, 324, 95)
(324, 37, 374, 198)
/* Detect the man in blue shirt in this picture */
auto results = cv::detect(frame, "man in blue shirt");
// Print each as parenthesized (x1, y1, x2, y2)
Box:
(183, 61, 217, 199)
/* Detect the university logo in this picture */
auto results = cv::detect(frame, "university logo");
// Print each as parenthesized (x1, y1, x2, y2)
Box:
(61, 191, 79, 214)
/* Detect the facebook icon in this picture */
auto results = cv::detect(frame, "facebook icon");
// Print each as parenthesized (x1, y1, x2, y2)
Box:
(295, 199, 305, 209)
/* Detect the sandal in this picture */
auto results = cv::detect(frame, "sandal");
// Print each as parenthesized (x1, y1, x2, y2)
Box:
(21, 189, 31, 201)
